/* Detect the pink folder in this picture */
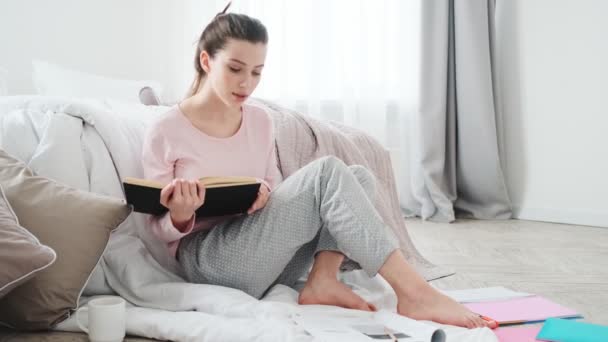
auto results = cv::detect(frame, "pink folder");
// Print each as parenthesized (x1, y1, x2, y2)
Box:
(464, 296, 581, 325)
(494, 326, 543, 342)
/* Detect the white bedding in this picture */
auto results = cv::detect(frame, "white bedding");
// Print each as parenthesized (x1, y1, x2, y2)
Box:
(0, 96, 497, 342)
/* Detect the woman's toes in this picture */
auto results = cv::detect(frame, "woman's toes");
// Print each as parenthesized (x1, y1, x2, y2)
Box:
(474, 315, 490, 328)
(467, 316, 478, 329)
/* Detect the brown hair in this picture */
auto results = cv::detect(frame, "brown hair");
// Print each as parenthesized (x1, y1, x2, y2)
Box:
(187, 2, 268, 97)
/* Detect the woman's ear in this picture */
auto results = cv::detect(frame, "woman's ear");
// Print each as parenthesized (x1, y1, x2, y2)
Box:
(200, 51, 211, 73)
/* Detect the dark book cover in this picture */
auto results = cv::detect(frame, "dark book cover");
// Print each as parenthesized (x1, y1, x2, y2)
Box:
(123, 181, 261, 217)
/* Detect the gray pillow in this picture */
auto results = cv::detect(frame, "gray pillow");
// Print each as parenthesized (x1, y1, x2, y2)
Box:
(0, 184, 56, 299)
(0, 149, 132, 330)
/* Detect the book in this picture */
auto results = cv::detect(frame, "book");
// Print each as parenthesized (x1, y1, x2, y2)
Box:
(293, 310, 446, 342)
(537, 318, 608, 342)
(493, 326, 543, 342)
(464, 295, 582, 326)
(123, 176, 261, 218)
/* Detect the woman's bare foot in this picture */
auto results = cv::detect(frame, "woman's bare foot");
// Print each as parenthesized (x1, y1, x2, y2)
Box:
(378, 250, 491, 329)
(397, 285, 489, 329)
(298, 276, 376, 312)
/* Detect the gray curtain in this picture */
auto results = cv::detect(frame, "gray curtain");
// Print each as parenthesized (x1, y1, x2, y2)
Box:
(401, 0, 511, 221)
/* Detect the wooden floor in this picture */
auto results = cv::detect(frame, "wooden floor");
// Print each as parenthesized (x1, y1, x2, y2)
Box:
(2, 218, 605, 341)
(406, 218, 608, 325)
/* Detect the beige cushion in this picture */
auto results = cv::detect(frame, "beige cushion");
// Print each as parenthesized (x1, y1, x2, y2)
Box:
(0, 185, 56, 299)
(0, 149, 131, 330)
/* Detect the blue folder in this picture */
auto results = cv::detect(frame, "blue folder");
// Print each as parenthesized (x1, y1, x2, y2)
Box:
(537, 318, 608, 342)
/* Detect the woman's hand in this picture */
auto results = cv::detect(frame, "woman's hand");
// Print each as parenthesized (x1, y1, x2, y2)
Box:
(247, 183, 270, 215)
(160, 179, 205, 230)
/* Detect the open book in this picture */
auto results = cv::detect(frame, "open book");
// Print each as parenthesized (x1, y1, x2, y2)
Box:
(293, 310, 446, 342)
(123, 176, 261, 218)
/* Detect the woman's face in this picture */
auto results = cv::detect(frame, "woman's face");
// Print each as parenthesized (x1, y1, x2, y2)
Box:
(202, 39, 267, 107)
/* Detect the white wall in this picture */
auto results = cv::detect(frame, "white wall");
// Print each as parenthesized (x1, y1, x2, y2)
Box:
(497, 0, 608, 228)
(0, 0, 190, 101)
(3, 1, 606, 227)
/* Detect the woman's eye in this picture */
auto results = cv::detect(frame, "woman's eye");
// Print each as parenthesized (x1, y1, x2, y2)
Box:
(253, 72, 261, 77)
(229, 67, 241, 73)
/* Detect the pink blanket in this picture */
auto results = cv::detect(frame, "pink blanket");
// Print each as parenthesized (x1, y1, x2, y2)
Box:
(258, 99, 452, 281)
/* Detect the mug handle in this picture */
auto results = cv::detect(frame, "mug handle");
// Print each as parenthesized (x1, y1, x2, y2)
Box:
(76, 306, 89, 334)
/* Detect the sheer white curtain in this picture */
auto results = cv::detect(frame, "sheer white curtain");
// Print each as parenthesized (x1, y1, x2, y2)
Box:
(179, 0, 421, 208)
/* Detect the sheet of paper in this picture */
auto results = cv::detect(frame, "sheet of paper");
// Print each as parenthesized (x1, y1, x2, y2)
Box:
(439, 287, 533, 303)
(292, 314, 371, 341)
(351, 323, 412, 340)
(464, 296, 581, 324)
(292, 310, 439, 341)
(375, 310, 445, 342)
(493, 326, 542, 342)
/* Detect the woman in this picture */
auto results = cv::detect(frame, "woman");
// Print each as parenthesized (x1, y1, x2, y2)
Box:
(142, 4, 489, 329)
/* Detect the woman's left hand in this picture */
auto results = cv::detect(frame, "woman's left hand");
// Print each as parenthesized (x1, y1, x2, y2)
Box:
(247, 183, 270, 215)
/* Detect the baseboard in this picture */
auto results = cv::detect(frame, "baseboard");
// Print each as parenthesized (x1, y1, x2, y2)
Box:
(512, 205, 608, 228)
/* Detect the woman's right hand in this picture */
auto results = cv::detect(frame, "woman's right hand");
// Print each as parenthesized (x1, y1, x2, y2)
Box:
(160, 179, 205, 230)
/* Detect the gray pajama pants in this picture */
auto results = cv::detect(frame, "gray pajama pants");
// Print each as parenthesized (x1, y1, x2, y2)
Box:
(177, 156, 399, 299)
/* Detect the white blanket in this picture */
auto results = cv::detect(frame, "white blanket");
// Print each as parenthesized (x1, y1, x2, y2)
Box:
(0, 96, 496, 342)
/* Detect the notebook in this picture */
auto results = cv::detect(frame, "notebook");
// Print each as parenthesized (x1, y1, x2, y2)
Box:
(494, 326, 543, 342)
(536, 318, 608, 342)
(464, 296, 582, 326)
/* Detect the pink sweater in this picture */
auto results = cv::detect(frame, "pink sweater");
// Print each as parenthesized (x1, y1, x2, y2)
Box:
(141, 102, 283, 257)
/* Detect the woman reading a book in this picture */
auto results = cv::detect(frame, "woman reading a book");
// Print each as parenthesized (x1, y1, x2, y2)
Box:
(142, 3, 489, 329)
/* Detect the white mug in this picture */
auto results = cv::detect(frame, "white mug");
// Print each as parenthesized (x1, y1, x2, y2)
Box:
(76, 296, 126, 342)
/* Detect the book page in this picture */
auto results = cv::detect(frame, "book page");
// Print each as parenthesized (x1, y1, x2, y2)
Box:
(124, 176, 259, 188)
(199, 176, 259, 187)
(293, 310, 445, 342)
(375, 311, 446, 342)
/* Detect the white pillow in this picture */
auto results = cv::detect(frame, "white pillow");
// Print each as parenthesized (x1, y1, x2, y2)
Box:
(32, 60, 163, 103)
